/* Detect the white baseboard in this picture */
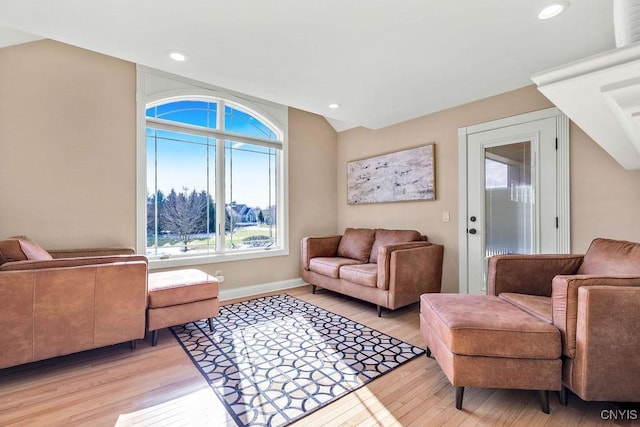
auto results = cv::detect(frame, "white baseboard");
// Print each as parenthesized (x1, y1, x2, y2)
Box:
(219, 278, 307, 302)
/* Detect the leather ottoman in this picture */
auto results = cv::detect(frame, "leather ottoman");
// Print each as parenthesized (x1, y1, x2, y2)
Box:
(147, 269, 219, 346)
(419, 294, 561, 413)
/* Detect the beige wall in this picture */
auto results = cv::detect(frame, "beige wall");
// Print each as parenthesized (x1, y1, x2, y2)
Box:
(0, 40, 137, 249)
(0, 40, 338, 291)
(570, 123, 640, 250)
(337, 86, 640, 293)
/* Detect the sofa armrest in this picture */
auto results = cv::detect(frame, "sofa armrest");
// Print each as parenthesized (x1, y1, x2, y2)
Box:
(0, 255, 148, 272)
(487, 254, 584, 296)
(378, 243, 444, 308)
(48, 247, 136, 258)
(552, 275, 640, 358)
(376, 241, 433, 290)
(301, 236, 342, 270)
(375, 241, 432, 262)
(570, 285, 640, 400)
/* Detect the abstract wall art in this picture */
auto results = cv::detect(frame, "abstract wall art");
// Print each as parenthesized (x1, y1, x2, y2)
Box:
(347, 143, 436, 204)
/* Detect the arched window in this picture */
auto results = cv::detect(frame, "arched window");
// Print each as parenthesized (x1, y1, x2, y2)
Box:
(143, 94, 285, 264)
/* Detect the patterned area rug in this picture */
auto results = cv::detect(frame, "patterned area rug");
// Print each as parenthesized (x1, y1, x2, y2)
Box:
(171, 294, 424, 427)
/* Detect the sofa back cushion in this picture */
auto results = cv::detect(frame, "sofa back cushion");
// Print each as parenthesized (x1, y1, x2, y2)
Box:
(0, 239, 28, 263)
(337, 228, 376, 262)
(0, 237, 53, 264)
(369, 229, 422, 263)
(577, 238, 640, 275)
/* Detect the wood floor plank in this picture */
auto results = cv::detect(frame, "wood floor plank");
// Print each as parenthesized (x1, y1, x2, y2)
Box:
(0, 285, 628, 426)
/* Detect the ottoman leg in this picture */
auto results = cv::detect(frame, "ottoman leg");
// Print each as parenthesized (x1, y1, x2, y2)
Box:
(539, 390, 550, 414)
(151, 330, 159, 347)
(455, 387, 464, 410)
(426, 347, 432, 358)
(311, 285, 316, 294)
(208, 317, 214, 332)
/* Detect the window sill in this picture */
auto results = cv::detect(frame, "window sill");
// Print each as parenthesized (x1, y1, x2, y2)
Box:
(148, 247, 289, 270)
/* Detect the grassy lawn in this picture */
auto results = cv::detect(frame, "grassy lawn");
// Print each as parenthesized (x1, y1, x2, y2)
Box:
(148, 225, 275, 250)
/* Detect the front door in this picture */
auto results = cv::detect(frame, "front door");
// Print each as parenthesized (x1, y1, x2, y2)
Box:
(458, 109, 570, 294)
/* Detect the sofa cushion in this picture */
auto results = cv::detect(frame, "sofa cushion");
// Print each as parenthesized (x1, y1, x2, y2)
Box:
(339, 263, 378, 287)
(499, 293, 552, 324)
(309, 257, 363, 278)
(0, 237, 52, 263)
(336, 228, 376, 262)
(368, 229, 421, 263)
(578, 238, 640, 275)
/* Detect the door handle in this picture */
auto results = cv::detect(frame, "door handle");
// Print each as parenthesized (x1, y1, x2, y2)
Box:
(468, 228, 477, 235)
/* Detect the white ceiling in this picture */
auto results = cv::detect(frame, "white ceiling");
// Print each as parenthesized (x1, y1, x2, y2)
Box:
(0, 26, 41, 48)
(0, 0, 615, 132)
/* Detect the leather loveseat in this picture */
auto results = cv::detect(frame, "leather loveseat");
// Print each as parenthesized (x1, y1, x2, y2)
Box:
(0, 237, 148, 369)
(301, 228, 444, 316)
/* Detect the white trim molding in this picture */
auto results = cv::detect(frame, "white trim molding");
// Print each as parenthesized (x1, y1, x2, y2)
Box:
(532, 43, 640, 169)
(219, 278, 306, 302)
(458, 107, 570, 294)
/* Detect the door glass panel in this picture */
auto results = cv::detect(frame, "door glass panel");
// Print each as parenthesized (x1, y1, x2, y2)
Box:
(485, 141, 533, 259)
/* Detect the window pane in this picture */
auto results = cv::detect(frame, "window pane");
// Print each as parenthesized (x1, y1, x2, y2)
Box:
(146, 128, 216, 257)
(485, 142, 533, 257)
(485, 158, 508, 188)
(144, 95, 284, 262)
(225, 140, 277, 251)
(224, 105, 277, 140)
(146, 129, 158, 255)
(147, 100, 217, 129)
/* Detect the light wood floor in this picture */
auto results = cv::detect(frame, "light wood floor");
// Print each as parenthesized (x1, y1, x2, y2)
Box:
(0, 286, 635, 426)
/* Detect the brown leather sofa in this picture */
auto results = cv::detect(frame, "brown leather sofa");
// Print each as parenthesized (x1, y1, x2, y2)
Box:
(0, 237, 148, 369)
(301, 228, 444, 316)
(488, 237, 640, 405)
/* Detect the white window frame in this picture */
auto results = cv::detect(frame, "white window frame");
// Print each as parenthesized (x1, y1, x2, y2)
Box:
(136, 66, 289, 269)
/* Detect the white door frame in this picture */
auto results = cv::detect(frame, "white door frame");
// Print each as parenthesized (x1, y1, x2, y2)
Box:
(457, 107, 571, 294)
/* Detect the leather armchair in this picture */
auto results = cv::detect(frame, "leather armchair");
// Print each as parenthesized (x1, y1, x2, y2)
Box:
(0, 237, 148, 369)
(487, 238, 640, 404)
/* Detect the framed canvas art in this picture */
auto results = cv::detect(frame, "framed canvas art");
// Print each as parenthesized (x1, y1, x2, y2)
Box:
(347, 143, 435, 204)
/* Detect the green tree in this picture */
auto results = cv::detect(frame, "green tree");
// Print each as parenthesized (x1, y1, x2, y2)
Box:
(147, 190, 166, 236)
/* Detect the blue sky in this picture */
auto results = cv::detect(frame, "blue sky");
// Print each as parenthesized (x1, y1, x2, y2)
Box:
(146, 101, 277, 208)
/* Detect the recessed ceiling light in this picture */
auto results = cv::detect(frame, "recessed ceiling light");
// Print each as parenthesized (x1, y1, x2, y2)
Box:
(538, 1, 569, 20)
(167, 50, 187, 62)
(328, 103, 340, 109)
